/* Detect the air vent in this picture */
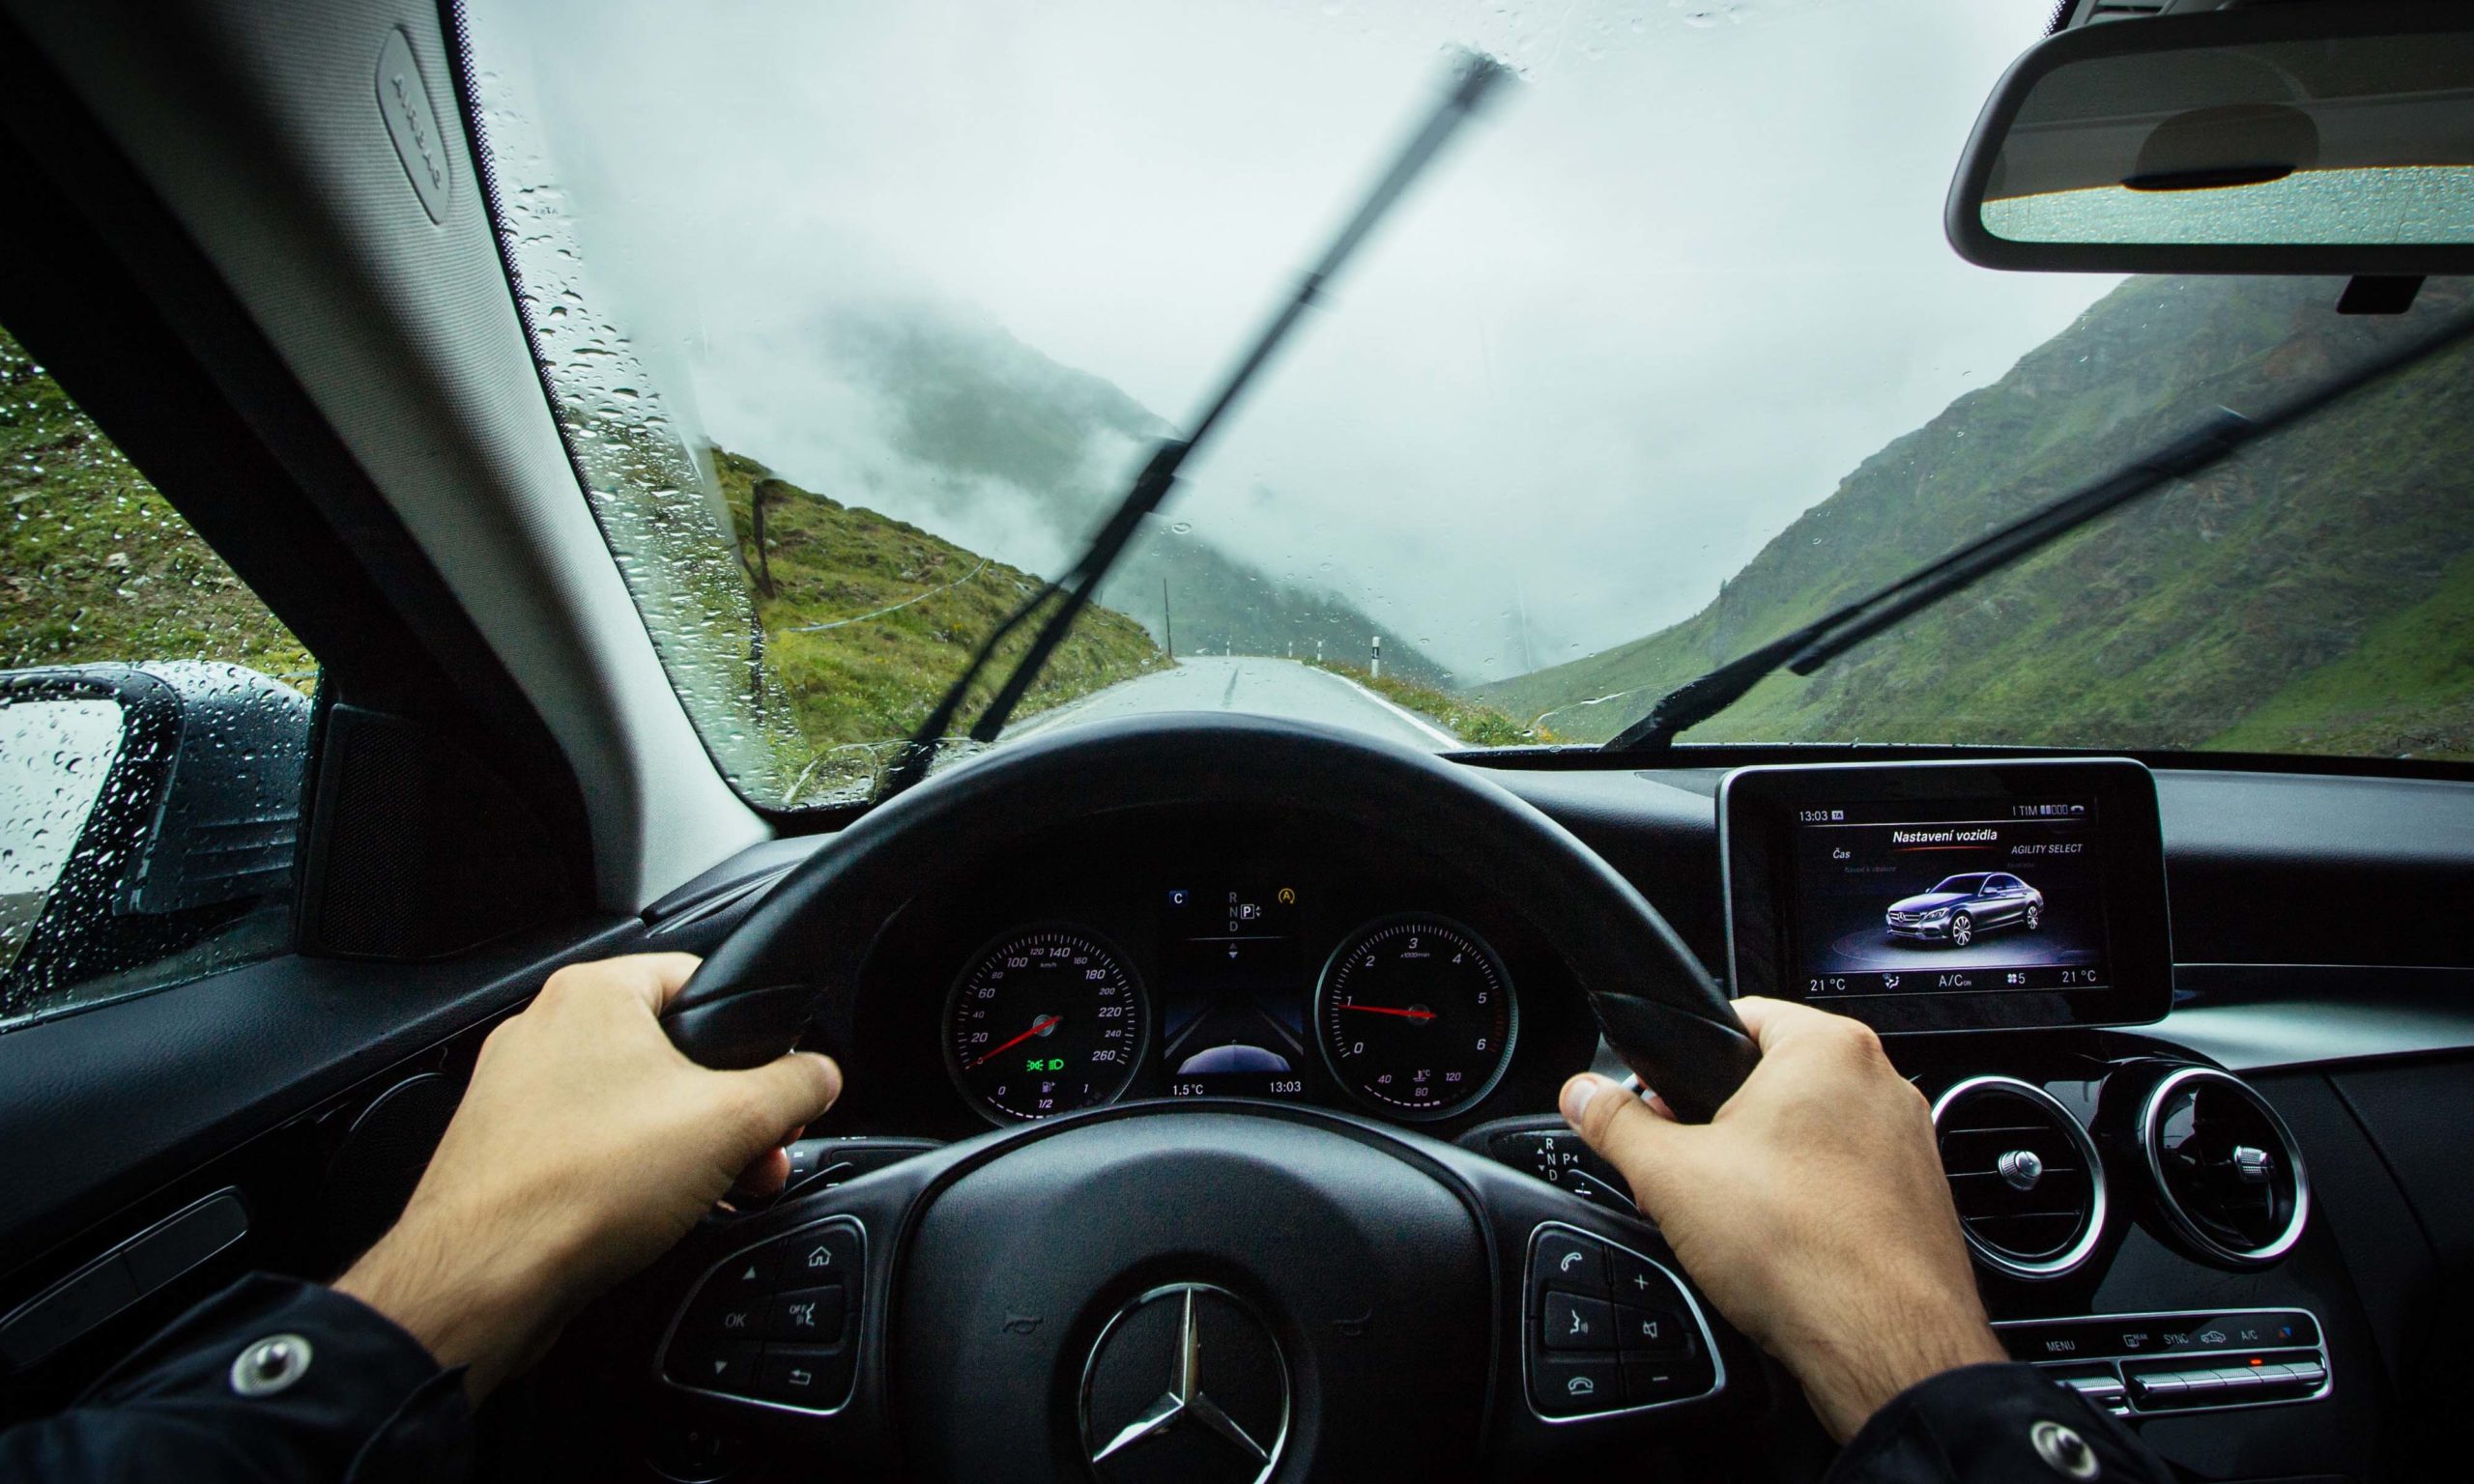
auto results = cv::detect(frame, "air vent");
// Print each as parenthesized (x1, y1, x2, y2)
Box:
(2141, 1068, 2308, 1267)
(1932, 1076, 2108, 1280)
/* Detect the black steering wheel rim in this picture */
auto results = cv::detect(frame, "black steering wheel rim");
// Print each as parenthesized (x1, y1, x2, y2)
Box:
(662, 711, 1756, 1121)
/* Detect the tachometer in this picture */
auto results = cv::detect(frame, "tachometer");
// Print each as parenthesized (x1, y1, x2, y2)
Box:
(1314, 914, 1515, 1120)
(945, 927, 1146, 1123)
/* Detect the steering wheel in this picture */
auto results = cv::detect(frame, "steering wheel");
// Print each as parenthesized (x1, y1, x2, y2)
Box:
(647, 714, 1761, 1481)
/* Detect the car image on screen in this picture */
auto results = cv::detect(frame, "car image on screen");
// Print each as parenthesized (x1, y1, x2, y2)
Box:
(1884, 873, 2045, 949)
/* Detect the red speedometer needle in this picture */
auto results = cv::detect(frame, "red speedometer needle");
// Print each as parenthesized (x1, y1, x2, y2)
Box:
(970, 1014, 1062, 1068)
(1340, 1003, 1436, 1021)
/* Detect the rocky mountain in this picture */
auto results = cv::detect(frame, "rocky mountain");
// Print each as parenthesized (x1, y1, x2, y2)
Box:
(1480, 275, 2474, 760)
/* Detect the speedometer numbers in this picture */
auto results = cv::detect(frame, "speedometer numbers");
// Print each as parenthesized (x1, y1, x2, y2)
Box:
(945, 928, 1146, 1123)
(1315, 915, 1515, 1120)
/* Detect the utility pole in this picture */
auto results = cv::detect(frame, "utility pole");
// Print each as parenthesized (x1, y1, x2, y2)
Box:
(1162, 579, 1174, 661)
(1371, 635, 1382, 680)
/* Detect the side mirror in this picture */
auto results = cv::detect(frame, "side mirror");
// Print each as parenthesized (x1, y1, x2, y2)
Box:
(0, 663, 310, 1019)
(1948, 3, 2474, 275)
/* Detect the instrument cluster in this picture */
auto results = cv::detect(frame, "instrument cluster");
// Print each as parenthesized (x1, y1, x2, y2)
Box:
(840, 811, 1596, 1137)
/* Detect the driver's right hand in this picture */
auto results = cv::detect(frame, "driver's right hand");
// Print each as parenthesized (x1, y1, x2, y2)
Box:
(1558, 997, 2006, 1441)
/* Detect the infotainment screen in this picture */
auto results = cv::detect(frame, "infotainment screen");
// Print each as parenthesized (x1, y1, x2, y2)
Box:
(1720, 759, 2171, 1032)
(1790, 795, 2108, 999)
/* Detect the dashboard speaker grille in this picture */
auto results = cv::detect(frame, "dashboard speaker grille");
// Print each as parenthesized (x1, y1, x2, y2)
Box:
(1932, 1076, 2108, 1280)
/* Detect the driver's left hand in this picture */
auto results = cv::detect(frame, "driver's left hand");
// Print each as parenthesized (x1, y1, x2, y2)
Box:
(335, 953, 843, 1399)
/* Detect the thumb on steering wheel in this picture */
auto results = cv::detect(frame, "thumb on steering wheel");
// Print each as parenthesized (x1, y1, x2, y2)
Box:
(1559, 1072, 1691, 1212)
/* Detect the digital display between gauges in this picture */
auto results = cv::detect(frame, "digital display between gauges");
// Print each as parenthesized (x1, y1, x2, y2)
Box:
(1314, 914, 1515, 1120)
(944, 928, 1146, 1123)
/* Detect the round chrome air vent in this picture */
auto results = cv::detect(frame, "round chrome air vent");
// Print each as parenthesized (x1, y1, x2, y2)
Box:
(1932, 1075, 2108, 1280)
(2140, 1067, 2308, 1268)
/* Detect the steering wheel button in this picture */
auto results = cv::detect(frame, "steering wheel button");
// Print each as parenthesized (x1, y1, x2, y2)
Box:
(713, 1246, 775, 1293)
(1606, 1248, 1673, 1304)
(768, 1285, 848, 1343)
(1616, 1303, 1691, 1356)
(755, 1345, 854, 1407)
(1533, 1231, 1607, 1294)
(1622, 1356, 1706, 1407)
(778, 1227, 860, 1284)
(1541, 1291, 1614, 1352)
(666, 1340, 760, 1394)
(685, 1293, 763, 1340)
(1531, 1355, 1622, 1415)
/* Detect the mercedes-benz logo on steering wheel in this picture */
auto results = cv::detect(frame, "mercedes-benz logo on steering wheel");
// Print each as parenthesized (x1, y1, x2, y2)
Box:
(1079, 1283, 1290, 1483)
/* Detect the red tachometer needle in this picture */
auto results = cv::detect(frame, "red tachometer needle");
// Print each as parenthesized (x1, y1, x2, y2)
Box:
(1340, 1003, 1436, 1021)
(970, 1014, 1063, 1068)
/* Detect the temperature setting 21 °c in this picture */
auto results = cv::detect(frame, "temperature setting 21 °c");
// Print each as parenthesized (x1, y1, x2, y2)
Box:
(1314, 914, 1516, 1120)
(944, 927, 1147, 1123)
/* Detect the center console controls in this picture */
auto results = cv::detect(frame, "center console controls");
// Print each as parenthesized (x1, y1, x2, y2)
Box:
(1996, 1309, 2329, 1416)
(658, 1216, 865, 1413)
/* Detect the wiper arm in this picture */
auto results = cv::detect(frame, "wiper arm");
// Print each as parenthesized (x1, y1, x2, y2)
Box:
(1603, 296, 2474, 755)
(876, 49, 1513, 800)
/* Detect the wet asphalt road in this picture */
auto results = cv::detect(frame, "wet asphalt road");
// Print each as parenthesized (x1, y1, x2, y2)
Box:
(1002, 656, 1460, 753)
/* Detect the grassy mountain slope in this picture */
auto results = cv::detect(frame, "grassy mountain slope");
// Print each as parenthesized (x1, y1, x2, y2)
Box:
(1, 326, 310, 680)
(1, 317, 1164, 805)
(2209, 549, 2474, 757)
(1481, 276, 2474, 759)
(715, 449, 1165, 798)
(821, 305, 1452, 682)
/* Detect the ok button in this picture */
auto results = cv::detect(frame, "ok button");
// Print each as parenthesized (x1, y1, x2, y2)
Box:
(1542, 1291, 1614, 1353)
(769, 1285, 848, 1344)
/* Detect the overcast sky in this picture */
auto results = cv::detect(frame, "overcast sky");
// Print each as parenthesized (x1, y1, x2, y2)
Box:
(476, 0, 2115, 680)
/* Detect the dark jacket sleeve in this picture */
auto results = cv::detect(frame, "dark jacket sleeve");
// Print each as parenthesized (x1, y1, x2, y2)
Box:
(0, 1274, 474, 1484)
(1827, 1361, 2172, 1484)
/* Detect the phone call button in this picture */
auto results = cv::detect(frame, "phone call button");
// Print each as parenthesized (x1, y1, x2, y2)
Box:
(1533, 1231, 1607, 1295)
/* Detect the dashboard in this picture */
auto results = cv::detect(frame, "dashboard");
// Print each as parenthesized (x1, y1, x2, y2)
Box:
(834, 808, 1600, 1140)
(11, 741, 2474, 1484)
(842, 758, 2179, 1138)
(714, 753, 2443, 1480)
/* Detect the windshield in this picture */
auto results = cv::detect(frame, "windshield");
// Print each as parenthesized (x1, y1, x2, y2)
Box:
(459, 0, 2474, 808)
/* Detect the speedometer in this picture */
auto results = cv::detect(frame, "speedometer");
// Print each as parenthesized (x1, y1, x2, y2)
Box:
(944, 927, 1147, 1123)
(1314, 914, 1515, 1120)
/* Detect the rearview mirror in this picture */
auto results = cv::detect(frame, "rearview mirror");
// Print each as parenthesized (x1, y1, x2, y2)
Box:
(0, 663, 309, 1021)
(1948, 4, 2474, 275)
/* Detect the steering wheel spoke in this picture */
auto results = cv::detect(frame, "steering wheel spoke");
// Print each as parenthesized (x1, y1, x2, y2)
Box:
(636, 1145, 959, 1464)
(1450, 1152, 1748, 1464)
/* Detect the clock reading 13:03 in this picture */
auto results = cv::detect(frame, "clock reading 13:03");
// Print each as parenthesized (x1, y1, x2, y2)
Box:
(944, 927, 1147, 1123)
(1313, 914, 1516, 1121)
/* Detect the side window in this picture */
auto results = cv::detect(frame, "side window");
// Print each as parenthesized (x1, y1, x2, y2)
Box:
(0, 322, 316, 1028)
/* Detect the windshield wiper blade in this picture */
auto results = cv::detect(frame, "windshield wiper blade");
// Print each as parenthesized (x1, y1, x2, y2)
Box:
(874, 49, 1513, 801)
(1603, 297, 2474, 755)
